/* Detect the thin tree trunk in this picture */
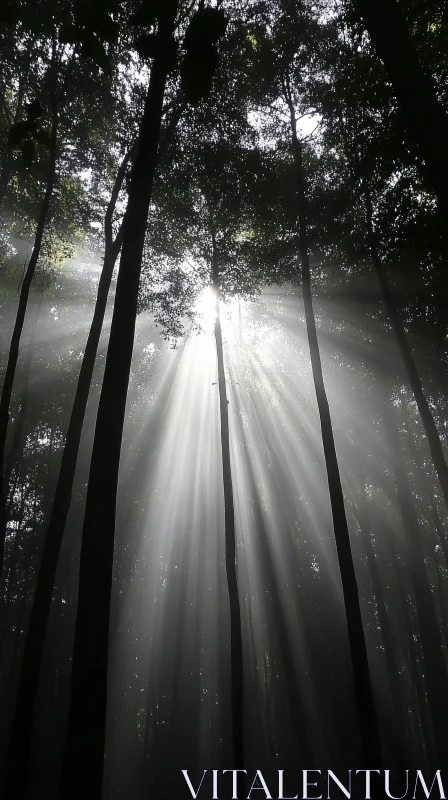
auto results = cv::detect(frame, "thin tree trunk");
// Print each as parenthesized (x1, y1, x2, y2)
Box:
(364, 186, 448, 510)
(211, 231, 244, 768)
(0, 99, 58, 579)
(2, 146, 133, 800)
(284, 80, 382, 765)
(58, 7, 178, 796)
(354, 0, 448, 226)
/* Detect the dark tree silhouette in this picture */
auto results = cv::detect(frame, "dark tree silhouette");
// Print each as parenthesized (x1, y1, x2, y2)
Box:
(364, 184, 448, 511)
(2, 144, 133, 800)
(58, 5, 181, 796)
(0, 53, 59, 577)
(211, 224, 244, 768)
(354, 0, 448, 227)
(283, 74, 382, 766)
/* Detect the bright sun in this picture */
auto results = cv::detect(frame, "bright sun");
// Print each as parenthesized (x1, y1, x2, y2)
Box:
(193, 287, 244, 339)
(194, 286, 218, 333)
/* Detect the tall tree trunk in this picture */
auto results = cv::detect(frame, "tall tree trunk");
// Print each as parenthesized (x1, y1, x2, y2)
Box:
(1, 147, 133, 800)
(354, 0, 448, 227)
(364, 186, 448, 510)
(211, 231, 244, 768)
(284, 82, 382, 765)
(0, 100, 58, 578)
(58, 7, 178, 797)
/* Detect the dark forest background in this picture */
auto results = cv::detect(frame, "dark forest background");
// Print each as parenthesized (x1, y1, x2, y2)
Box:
(0, 0, 448, 797)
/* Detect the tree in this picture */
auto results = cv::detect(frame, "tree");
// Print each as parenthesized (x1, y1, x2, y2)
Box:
(211, 221, 244, 768)
(363, 184, 448, 510)
(2, 143, 132, 800)
(308, 13, 448, 513)
(353, 0, 448, 229)
(241, 0, 383, 762)
(0, 29, 60, 576)
(0, 13, 40, 207)
(0, 0, 120, 578)
(4, 70, 187, 796)
(283, 78, 381, 765)
(382, 391, 448, 763)
(59, 4, 228, 795)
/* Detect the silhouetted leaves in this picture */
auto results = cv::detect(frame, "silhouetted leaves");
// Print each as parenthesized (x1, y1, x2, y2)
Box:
(81, 34, 112, 74)
(134, 31, 178, 68)
(184, 7, 227, 48)
(0, 1, 20, 27)
(7, 120, 32, 148)
(180, 59, 213, 104)
(180, 7, 228, 104)
(129, 2, 160, 27)
(59, 23, 82, 44)
(6, 97, 52, 165)
(26, 100, 42, 121)
(88, 13, 119, 43)
(34, 129, 52, 148)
